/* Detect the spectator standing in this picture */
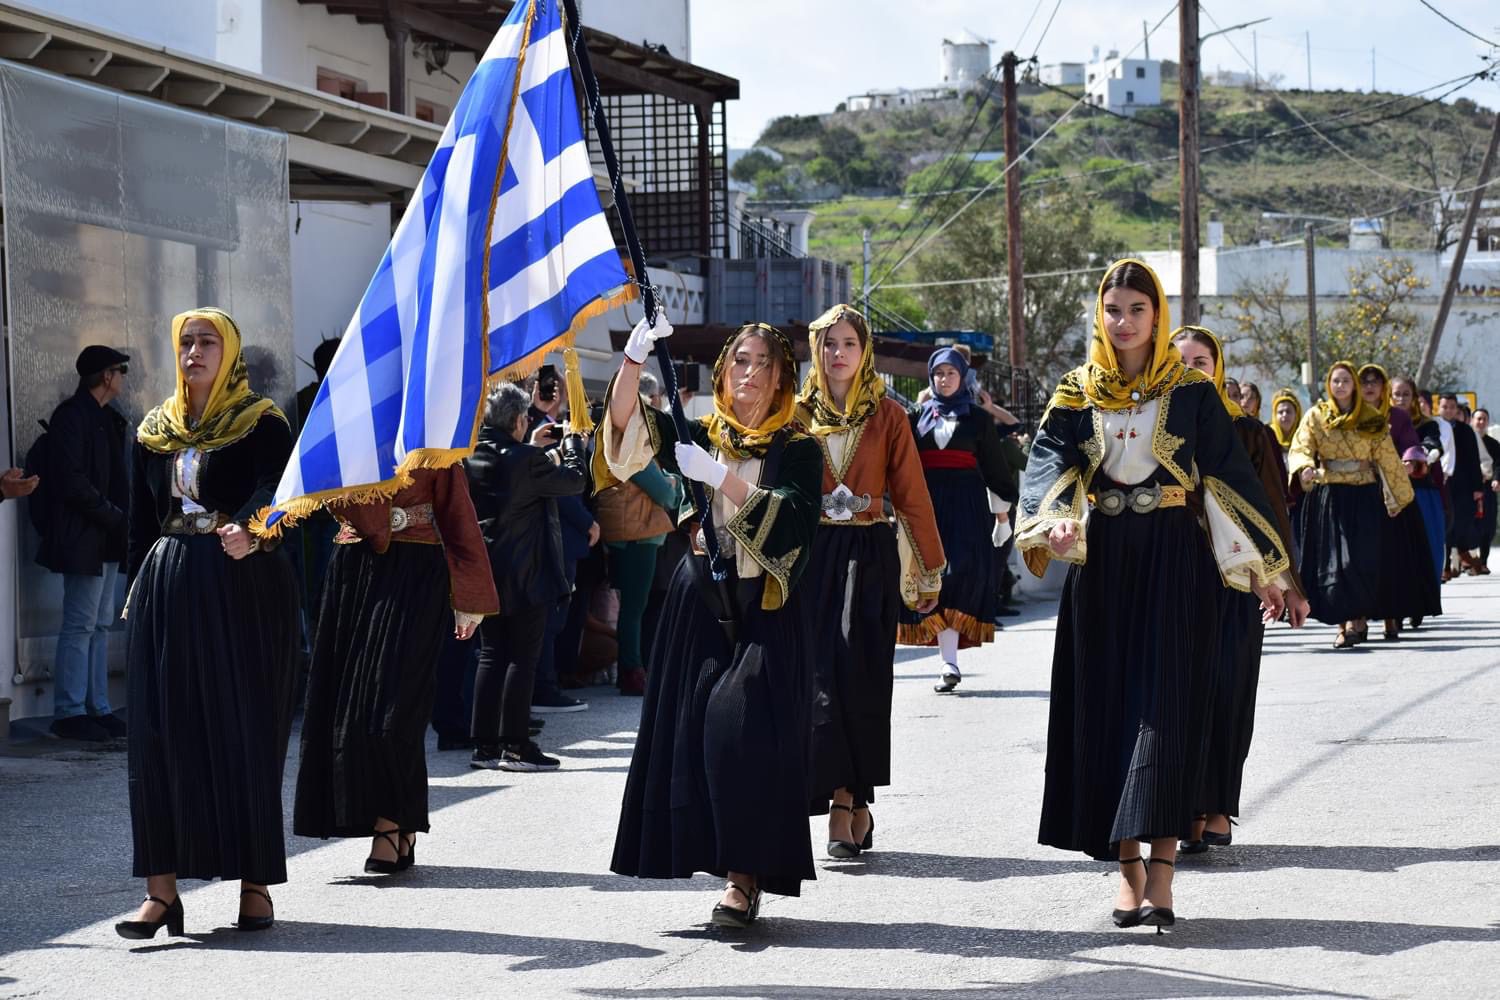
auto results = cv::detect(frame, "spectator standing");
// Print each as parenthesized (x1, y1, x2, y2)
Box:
(38, 346, 131, 742)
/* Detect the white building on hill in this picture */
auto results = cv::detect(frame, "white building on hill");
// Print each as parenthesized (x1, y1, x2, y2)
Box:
(1086, 49, 1162, 116)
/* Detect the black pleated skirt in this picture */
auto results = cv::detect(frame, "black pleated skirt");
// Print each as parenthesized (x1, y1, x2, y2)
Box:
(1038, 498, 1217, 861)
(126, 534, 299, 884)
(294, 541, 451, 839)
(611, 554, 816, 897)
(1196, 588, 1263, 818)
(805, 522, 901, 811)
(898, 466, 998, 648)
(1297, 481, 1383, 625)
(1448, 486, 1487, 550)
(1375, 501, 1443, 620)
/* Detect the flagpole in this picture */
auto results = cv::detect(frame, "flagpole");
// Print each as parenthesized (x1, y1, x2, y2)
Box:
(559, 0, 731, 583)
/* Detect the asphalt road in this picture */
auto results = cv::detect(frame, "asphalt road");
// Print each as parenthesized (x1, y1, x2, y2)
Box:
(3, 574, 1499, 999)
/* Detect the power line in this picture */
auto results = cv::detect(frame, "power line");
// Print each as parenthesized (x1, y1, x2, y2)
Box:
(1418, 0, 1500, 50)
(1012, 0, 1048, 56)
(1028, 0, 1066, 59)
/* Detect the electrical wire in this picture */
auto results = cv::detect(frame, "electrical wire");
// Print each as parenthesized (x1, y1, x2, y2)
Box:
(1028, 0, 1065, 60)
(1418, 0, 1500, 50)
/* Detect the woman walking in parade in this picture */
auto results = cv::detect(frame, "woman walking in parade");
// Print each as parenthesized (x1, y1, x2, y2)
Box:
(293, 463, 497, 874)
(795, 304, 945, 859)
(607, 315, 822, 927)
(1016, 260, 1293, 931)
(117, 308, 299, 939)
(1172, 327, 1307, 855)
(1288, 362, 1413, 648)
(1358, 365, 1441, 639)
(1391, 375, 1449, 608)
(897, 346, 1015, 693)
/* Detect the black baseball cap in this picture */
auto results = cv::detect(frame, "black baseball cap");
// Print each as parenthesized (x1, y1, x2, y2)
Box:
(75, 345, 130, 378)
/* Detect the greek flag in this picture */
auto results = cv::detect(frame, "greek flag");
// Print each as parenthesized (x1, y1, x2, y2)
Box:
(257, 0, 631, 534)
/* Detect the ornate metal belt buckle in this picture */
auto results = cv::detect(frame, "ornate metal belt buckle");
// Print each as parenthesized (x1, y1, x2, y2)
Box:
(821, 483, 871, 522)
(1128, 483, 1163, 514)
(1096, 490, 1127, 516)
(389, 506, 410, 532)
(193, 514, 215, 533)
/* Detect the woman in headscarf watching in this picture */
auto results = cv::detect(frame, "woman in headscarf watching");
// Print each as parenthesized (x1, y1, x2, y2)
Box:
(293, 455, 498, 871)
(116, 308, 298, 939)
(1017, 260, 1294, 931)
(1172, 327, 1307, 856)
(1239, 383, 1263, 421)
(1391, 375, 1448, 608)
(606, 316, 822, 927)
(896, 346, 1015, 693)
(795, 304, 944, 859)
(1357, 365, 1440, 639)
(1288, 362, 1413, 648)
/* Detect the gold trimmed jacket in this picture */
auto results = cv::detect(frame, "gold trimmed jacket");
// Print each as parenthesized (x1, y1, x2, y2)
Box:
(1016, 379, 1291, 592)
(1287, 406, 1414, 515)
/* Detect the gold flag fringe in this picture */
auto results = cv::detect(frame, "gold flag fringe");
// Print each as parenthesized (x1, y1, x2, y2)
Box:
(562, 347, 595, 435)
(251, 283, 638, 540)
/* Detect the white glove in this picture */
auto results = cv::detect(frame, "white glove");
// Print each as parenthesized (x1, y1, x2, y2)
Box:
(624, 312, 673, 364)
(991, 518, 1012, 548)
(674, 441, 728, 489)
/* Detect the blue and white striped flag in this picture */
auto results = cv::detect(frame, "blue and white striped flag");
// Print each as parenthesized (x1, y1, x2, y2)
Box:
(256, 0, 632, 534)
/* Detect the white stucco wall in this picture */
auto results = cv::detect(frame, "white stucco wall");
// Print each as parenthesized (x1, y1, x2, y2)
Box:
(580, 0, 690, 61)
(42, 0, 218, 58)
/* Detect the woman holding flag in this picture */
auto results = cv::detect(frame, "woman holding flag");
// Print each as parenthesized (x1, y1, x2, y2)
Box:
(607, 314, 822, 928)
(117, 308, 298, 939)
(795, 304, 944, 859)
(1016, 260, 1293, 930)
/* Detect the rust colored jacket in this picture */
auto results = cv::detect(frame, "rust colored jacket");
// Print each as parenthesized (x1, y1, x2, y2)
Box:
(335, 465, 499, 617)
(811, 398, 946, 578)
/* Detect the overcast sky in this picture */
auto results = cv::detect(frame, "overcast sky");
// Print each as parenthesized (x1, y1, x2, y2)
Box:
(691, 0, 1500, 147)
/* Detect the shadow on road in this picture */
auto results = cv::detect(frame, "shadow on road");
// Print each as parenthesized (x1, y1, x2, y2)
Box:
(659, 913, 1500, 959)
(125, 920, 664, 969)
(329, 863, 700, 893)
(1176, 842, 1500, 874)
(822, 850, 1099, 881)
(578, 963, 1362, 998)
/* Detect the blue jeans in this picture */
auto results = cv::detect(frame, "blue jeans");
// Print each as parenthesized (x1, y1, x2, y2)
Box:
(53, 563, 120, 720)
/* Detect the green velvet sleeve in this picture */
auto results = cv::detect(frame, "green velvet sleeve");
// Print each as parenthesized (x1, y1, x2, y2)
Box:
(722, 435, 823, 611)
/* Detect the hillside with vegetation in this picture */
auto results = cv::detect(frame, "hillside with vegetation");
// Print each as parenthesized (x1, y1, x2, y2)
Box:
(736, 73, 1497, 388)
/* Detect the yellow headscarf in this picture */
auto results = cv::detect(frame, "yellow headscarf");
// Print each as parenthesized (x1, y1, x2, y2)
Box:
(705, 322, 798, 459)
(1172, 325, 1243, 418)
(1269, 387, 1302, 449)
(1356, 363, 1392, 421)
(1048, 258, 1203, 412)
(137, 307, 287, 454)
(796, 303, 884, 437)
(1317, 361, 1389, 438)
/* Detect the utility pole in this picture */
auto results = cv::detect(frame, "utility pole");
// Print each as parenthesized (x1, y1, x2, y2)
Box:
(1371, 48, 1376, 93)
(1305, 31, 1312, 90)
(861, 228, 872, 317)
(1305, 223, 1318, 395)
(1252, 31, 1259, 91)
(1418, 111, 1500, 386)
(1179, 1, 1201, 326)
(1002, 50, 1026, 403)
(1143, 20, 1150, 60)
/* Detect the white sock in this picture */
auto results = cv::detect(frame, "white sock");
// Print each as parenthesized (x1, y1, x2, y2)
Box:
(937, 628, 960, 668)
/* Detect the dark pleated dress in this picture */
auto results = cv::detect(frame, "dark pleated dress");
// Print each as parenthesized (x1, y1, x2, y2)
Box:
(806, 523, 901, 810)
(1039, 472, 1219, 861)
(294, 542, 450, 837)
(126, 418, 300, 885)
(611, 556, 816, 896)
(1376, 500, 1443, 620)
(1196, 587, 1261, 818)
(1297, 481, 1385, 625)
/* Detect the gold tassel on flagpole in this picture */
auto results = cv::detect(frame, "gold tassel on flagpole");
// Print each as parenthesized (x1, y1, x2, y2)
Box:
(563, 346, 594, 435)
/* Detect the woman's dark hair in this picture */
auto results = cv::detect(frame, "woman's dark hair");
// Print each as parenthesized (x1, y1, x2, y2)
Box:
(1171, 326, 1218, 364)
(1243, 382, 1261, 405)
(1102, 261, 1159, 311)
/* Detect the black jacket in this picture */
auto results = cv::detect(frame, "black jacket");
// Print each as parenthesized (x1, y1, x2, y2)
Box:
(126, 416, 293, 584)
(37, 389, 130, 576)
(464, 425, 586, 614)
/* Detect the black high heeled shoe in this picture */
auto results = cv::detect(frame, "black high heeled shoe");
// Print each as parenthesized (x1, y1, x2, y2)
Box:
(1138, 858, 1176, 932)
(235, 888, 275, 932)
(115, 894, 183, 940)
(826, 802, 861, 859)
(1112, 856, 1145, 928)
(710, 879, 762, 928)
(398, 831, 417, 871)
(1201, 817, 1236, 847)
(365, 828, 406, 875)
(852, 805, 874, 852)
